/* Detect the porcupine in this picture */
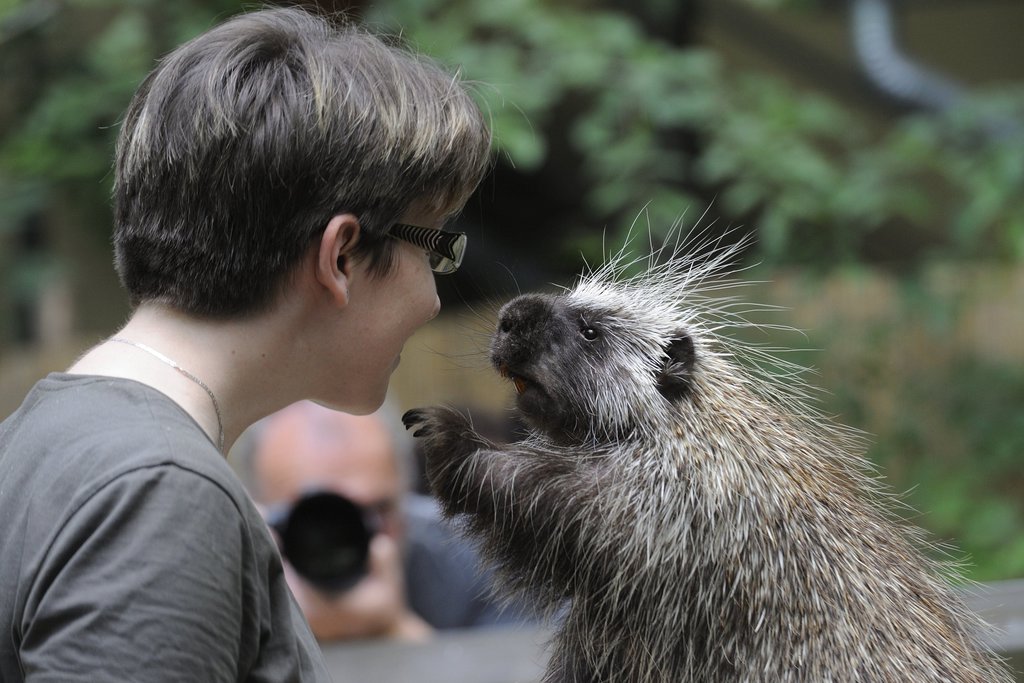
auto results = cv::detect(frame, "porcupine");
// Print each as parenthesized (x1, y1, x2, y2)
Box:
(402, 233, 1014, 683)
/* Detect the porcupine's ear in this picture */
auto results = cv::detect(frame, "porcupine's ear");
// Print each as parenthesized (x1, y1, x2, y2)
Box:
(656, 333, 695, 401)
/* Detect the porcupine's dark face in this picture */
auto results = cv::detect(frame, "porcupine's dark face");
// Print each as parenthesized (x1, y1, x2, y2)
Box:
(491, 292, 696, 442)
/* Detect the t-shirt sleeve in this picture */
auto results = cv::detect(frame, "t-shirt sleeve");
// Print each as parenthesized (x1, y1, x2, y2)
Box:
(18, 464, 260, 682)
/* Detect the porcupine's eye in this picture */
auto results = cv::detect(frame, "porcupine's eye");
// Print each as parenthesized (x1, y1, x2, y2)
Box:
(580, 324, 599, 341)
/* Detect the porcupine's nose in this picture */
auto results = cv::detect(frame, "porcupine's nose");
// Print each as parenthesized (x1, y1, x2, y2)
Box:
(493, 294, 554, 366)
(496, 294, 550, 337)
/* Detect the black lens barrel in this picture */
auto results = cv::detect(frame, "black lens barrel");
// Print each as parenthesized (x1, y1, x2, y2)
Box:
(276, 491, 373, 592)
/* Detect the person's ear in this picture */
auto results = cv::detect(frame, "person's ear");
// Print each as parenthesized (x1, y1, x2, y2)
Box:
(315, 214, 361, 307)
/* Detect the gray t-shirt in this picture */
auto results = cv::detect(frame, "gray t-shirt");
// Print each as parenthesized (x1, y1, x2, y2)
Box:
(0, 374, 332, 682)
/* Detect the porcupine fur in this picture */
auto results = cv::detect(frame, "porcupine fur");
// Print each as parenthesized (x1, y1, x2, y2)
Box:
(403, 229, 1014, 683)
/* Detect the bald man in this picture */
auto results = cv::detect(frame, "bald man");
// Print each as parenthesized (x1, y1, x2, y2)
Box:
(236, 401, 524, 642)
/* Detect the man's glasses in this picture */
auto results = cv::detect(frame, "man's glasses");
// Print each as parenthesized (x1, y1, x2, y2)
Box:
(388, 223, 467, 275)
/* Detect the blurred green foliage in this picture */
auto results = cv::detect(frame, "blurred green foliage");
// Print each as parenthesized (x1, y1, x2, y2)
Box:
(817, 309, 1024, 582)
(912, 360, 1024, 580)
(1, 0, 238, 187)
(4, 0, 1023, 270)
(0, 0, 241, 340)
(368, 0, 1024, 265)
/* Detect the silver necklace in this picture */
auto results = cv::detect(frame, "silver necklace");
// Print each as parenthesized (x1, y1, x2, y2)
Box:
(108, 337, 225, 452)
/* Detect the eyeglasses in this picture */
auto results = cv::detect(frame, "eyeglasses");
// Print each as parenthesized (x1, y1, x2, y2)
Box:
(387, 223, 467, 275)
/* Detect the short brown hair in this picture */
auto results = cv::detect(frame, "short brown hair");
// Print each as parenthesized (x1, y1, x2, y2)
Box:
(114, 7, 491, 318)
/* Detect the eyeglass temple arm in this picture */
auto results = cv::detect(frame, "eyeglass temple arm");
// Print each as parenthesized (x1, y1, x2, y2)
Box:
(392, 224, 462, 259)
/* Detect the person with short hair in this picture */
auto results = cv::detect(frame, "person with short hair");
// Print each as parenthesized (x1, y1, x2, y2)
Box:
(0, 6, 490, 682)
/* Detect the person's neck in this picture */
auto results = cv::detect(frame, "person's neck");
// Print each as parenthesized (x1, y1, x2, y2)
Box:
(68, 303, 311, 453)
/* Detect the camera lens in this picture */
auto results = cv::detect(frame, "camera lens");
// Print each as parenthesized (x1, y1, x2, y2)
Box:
(276, 491, 373, 592)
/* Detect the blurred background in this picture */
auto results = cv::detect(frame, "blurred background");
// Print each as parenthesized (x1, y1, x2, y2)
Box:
(1, 0, 1022, 591)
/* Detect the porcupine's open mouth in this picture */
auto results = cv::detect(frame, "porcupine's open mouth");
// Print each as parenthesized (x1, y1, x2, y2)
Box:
(497, 363, 534, 396)
(497, 361, 567, 434)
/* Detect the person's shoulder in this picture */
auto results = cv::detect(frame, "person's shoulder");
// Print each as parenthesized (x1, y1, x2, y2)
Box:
(8, 372, 222, 462)
(10, 458, 319, 683)
(0, 372, 249, 526)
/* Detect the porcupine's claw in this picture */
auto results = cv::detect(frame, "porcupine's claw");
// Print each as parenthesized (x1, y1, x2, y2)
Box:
(401, 409, 422, 430)
(402, 409, 433, 434)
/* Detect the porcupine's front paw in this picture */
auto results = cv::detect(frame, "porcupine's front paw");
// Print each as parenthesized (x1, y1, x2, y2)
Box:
(402, 405, 478, 460)
(402, 406, 485, 511)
